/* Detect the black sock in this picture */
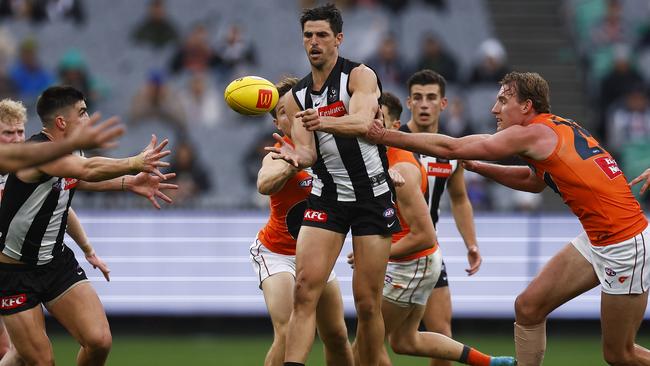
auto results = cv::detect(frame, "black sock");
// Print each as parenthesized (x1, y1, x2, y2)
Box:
(284, 363, 304, 366)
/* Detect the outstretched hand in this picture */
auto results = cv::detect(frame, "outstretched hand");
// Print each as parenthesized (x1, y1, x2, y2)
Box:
(365, 119, 386, 144)
(128, 172, 178, 209)
(85, 250, 111, 281)
(264, 133, 300, 167)
(131, 135, 171, 179)
(70, 113, 124, 150)
(630, 168, 650, 194)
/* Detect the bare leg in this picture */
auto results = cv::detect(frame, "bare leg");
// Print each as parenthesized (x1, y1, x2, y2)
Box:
(261, 272, 295, 366)
(0, 320, 11, 360)
(47, 282, 112, 366)
(1, 306, 54, 366)
(514, 244, 599, 366)
(352, 234, 391, 366)
(316, 279, 354, 366)
(422, 286, 453, 366)
(601, 291, 650, 365)
(284, 227, 345, 363)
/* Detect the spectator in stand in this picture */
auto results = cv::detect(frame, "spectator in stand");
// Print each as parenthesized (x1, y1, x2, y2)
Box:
(590, 0, 628, 49)
(169, 23, 221, 75)
(178, 72, 221, 128)
(366, 33, 407, 86)
(129, 69, 186, 133)
(439, 98, 474, 138)
(606, 84, 650, 158)
(131, 0, 178, 49)
(0, 26, 17, 100)
(9, 37, 54, 101)
(467, 39, 509, 86)
(416, 33, 459, 83)
(57, 49, 105, 110)
(167, 138, 212, 205)
(218, 24, 256, 80)
(597, 44, 644, 139)
(0, 0, 84, 25)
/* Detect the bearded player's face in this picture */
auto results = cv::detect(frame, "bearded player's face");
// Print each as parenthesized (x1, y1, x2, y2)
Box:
(302, 20, 342, 69)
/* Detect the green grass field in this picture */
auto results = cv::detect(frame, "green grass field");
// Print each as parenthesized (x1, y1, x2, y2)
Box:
(50, 333, 649, 365)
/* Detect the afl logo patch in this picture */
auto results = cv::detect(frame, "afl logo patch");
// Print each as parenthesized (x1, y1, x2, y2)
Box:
(605, 267, 616, 276)
(298, 177, 313, 188)
(383, 208, 395, 218)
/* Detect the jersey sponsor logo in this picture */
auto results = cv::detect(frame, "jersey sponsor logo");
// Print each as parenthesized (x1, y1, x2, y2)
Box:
(618, 276, 629, 284)
(298, 177, 313, 188)
(63, 178, 78, 190)
(605, 267, 617, 276)
(317, 100, 347, 117)
(0, 294, 26, 310)
(304, 209, 328, 222)
(594, 156, 623, 180)
(427, 162, 452, 177)
(383, 207, 395, 218)
(256, 89, 274, 109)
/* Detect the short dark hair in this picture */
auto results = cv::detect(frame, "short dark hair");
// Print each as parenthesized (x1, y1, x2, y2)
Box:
(407, 69, 446, 97)
(380, 92, 402, 121)
(500, 72, 550, 113)
(270, 76, 299, 118)
(36, 85, 86, 126)
(300, 3, 343, 34)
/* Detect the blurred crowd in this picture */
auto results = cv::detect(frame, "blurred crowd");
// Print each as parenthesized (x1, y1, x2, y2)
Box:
(1, 0, 647, 211)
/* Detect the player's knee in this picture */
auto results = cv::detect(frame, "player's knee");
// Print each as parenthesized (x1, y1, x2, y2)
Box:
(388, 334, 415, 355)
(83, 328, 112, 355)
(514, 293, 546, 324)
(603, 344, 636, 365)
(320, 325, 350, 351)
(354, 296, 381, 320)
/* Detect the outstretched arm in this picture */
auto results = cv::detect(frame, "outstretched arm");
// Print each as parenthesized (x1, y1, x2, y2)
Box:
(447, 165, 481, 275)
(463, 161, 547, 193)
(77, 172, 177, 209)
(66, 208, 111, 281)
(257, 151, 299, 195)
(0, 114, 123, 173)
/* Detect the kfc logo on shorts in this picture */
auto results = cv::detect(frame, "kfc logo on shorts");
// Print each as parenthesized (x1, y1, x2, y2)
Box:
(594, 156, 623, 180)
(618, 276, 629, 284)
(0, 294, 26, 310)
(304, 209, 328, 222)
(605, 267, 617, 276)
(383, 208, 395, 218)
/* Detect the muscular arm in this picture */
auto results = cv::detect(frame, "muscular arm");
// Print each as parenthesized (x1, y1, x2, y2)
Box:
(0, 139, 78, 173)
(447, 165, 478, 250)
(464, 161, 547, 193)
(389, 162, 437, 259)
(76, 175, 132, 191)
(318, 66, 380, 137)
(257, 152, 299, 195)
(289, 96, 317, 169)
(66, 208, 93, 254)
(32, 155, 141, 183)
(375, 123, 550, 161)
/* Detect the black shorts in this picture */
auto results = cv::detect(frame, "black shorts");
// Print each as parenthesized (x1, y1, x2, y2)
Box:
(302, 192, 402, 236)
(434, 259, 449, 288)
(0, 245, 88, 315)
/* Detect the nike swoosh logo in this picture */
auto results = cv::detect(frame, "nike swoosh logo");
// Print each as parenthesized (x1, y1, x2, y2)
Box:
(387, 221, 396, 228)
(77, 270, 84, 275)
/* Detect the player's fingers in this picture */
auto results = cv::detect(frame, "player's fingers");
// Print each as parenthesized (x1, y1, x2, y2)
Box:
(148, 196, 162, 209)
(159, 183, 179, 190)
(150, 168, 166, 180)
(264, 146, 280, 154)
(151, 150, 171, 160)
(162, 173, 177, 180)
(641, 181, 650, 194)
(153, 138, 169, 153)
(88, 112, 102, 125)
(156, 191, 173, 203)
(629, 176, 643, 186)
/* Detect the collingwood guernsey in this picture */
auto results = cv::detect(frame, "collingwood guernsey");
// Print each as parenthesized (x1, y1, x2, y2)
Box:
(0, 133, 80, 265)
(292, 56, 390, 202)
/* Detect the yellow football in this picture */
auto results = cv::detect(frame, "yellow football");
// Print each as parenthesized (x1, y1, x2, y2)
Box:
(224, 76, 279, 116)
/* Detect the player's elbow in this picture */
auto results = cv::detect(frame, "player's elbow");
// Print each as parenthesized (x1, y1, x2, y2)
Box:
(256, 179, 276, 196)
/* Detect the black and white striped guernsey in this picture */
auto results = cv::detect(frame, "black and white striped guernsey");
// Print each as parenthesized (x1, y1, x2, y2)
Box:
(399, 124, 459, 227)
(292, 56, 391, 202)
(0, 133, 80, 265)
